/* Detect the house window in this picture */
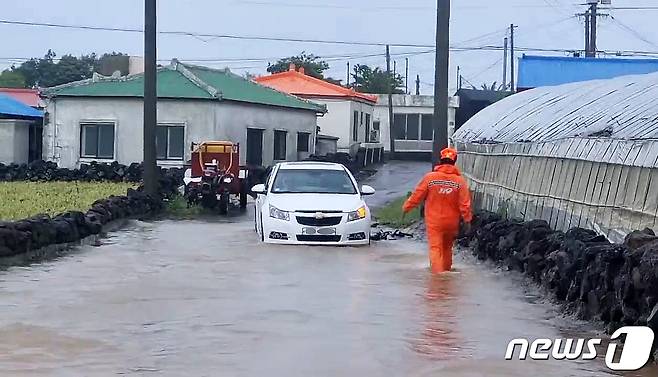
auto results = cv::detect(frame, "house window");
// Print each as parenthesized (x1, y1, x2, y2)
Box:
(352, 111, 359, 141)
(297, 132, 310, 152)
(80, 122, 115, 158)
(365, 113, 371, 142)
(274, 130, 287, 160)
(421, 114, 434, 141)
(393, 114, 432, 141)
(373, 120, 380, 131)
(393, 114, 406, 140)
(156, 124, 185, 160)
(406, 114, 420, 140)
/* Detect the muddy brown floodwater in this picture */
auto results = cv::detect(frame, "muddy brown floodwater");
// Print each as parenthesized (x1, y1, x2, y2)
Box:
(0, 162, 656, 376)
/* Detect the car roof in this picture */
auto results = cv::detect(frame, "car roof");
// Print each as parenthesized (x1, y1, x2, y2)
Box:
(277, 161, 347, 171)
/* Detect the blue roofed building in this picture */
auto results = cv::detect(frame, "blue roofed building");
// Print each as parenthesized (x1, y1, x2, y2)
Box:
(0, 94, 44, 164)
(517, 55, 658, 91)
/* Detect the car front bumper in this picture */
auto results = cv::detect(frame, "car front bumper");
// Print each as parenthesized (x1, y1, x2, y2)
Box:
(262, 214, 371, 246)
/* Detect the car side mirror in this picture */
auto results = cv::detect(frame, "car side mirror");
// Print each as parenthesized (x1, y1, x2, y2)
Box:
(251, 184, 267, 195)
(361, 185, 376, 196)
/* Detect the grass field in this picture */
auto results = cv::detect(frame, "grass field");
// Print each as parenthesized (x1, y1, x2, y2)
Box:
(0, 181, 135, 221)
(373, 194, 422, 228)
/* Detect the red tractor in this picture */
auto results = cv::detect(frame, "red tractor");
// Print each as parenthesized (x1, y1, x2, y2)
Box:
(183, 141, 249, 214)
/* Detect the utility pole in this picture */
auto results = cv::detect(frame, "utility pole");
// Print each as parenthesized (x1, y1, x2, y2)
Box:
(432, 0, 450, 165)
(143, 0, 158, 196)
(456, 66, 460, 90)
(405, 57, 409, 94)
(503, 37, 508, 90)
(585, 9, 591, 56)
(346, 62, 350, 86)
(386, 45, 395, 156)
(510, 24, 516, 93)
(393, 60, 397, 77)
(416, 74, 420, 95)
(590, 2, 598, 57)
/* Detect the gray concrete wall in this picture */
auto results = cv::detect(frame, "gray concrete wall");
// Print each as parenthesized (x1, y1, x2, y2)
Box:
(0, 120, 30, 164)
(45, 97, 317, 168)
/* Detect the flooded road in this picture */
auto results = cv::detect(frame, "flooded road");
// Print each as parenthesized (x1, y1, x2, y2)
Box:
(0, 162, 655, 376)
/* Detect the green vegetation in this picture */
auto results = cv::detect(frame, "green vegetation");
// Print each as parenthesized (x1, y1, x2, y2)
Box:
(373, 194, 422, 228)
(0, 181, 134, 221)
(164, 195, 203, 218)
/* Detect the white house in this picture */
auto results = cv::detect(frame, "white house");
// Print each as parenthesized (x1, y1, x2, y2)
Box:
(374, 94, 459, 159)
(43, 60, 326, 169)
(255, 65, 382, 163)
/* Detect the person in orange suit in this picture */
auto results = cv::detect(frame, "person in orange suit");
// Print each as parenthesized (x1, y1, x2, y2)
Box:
(403, 148, 473, 273)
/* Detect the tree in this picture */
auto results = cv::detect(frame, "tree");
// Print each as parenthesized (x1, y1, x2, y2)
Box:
(350, 64, 404, 94)
(12, 50, 127, 88)
(267, 52, 329, 79)
(0, 69, 26, 88)
(473, 81, 506, 91)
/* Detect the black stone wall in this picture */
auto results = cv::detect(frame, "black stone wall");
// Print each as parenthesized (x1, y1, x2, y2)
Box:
(459, 211, 658, 358)
(0, 161, 185, 259)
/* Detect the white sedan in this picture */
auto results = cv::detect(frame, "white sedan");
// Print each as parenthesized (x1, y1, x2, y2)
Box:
(252, 162, 375, 245)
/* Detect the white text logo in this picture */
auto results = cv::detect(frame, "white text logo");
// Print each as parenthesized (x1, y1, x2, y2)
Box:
(505, 326, 655, 371)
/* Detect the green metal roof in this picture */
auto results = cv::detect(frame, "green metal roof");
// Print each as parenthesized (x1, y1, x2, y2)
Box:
(47, 62, 325, 113)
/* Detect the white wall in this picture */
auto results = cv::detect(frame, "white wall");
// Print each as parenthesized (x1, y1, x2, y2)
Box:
(0, 120, 30, 164)
(309, 98, 375, 155)
(313, 99, 350, 149)
(45, 97, 318, 168)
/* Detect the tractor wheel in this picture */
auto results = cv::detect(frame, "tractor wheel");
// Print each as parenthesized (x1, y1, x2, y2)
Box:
(201, 194, 216, 210)
(219, 193, 229, 215)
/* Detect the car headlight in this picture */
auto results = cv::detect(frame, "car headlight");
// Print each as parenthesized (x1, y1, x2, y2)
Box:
(269, 205, 290, 221)
(347, 206, 367, 222)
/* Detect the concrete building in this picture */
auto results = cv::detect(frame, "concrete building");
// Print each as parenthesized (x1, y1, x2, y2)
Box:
(373, 94, 459, 159)
(255, 65, 382, 161)
(43, 60, 326, 169)
(0, 94, 44, 164)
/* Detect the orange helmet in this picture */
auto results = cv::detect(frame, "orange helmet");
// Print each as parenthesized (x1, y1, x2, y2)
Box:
(440, 147, 458, 162)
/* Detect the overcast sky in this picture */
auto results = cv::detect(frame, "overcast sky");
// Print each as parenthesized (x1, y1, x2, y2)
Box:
(2, 0, 658, 93)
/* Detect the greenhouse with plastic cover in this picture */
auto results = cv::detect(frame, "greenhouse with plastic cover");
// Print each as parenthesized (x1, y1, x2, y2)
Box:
(453, 72, 658, 243)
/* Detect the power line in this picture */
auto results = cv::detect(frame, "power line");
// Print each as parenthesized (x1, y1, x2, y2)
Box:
(0, 19, 431, 48)
(609, 15, 658, 49)
(234, 0, 568, 11)
(469, 57, 504, 82)
(3, 18, 658, 58)
(602, 7, 658, 11)
(0, 49, 436, 66)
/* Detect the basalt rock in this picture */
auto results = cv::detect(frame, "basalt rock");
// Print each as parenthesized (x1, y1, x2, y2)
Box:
(459, 210, 658, 356)
(0, 160, 184, 186)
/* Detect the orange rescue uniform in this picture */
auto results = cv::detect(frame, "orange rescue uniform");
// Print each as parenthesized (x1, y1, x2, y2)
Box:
(403, 164, 473, 273)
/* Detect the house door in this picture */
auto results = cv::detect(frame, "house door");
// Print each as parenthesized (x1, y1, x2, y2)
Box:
(246, 128, 264, 167)
(28, 123, 43, 162)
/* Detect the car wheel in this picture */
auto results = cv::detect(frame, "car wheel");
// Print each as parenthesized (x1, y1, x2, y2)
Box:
(254, 210, 258, 232)
(259, 216, 265, 242)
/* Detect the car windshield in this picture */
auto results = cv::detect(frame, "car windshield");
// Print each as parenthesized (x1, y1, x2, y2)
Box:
(271, 169, 357, 194)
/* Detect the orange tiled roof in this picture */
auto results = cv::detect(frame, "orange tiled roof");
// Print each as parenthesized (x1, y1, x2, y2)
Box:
(254, 65, 378, 104)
